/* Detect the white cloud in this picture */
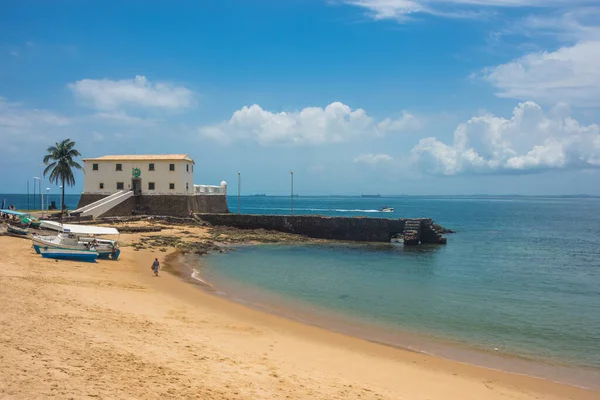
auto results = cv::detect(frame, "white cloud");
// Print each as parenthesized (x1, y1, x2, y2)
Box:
(343, 0, 590, 21)
(354, 153, 394, 164)
(0, 97, 71, 131)
(481, 41, 600, 107)
(0, 97, 72, 153)
(411, 101, 600, 175)
(68, 75, 196, 110)
(200, 102, 419, 146)
(9, 51, 19, 57)
(378, 111, 421, 132)
(92, 111, 157, 126)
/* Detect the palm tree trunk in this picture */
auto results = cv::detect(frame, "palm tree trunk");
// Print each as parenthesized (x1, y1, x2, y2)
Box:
(61, 177, 65, 215)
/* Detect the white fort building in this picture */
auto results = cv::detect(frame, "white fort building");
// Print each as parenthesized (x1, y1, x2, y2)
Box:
(74, 154, 229, 218)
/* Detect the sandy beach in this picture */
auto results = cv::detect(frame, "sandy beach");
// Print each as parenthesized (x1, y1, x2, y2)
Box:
(1, 227, 598, 400)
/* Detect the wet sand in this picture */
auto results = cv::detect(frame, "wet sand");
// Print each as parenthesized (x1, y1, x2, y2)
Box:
(0, 230, 598, 399)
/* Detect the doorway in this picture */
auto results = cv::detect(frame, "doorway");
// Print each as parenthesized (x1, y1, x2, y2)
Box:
(132, 178, 142, 196)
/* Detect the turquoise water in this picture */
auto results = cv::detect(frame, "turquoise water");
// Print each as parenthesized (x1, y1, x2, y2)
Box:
(191, 196, 600, 387)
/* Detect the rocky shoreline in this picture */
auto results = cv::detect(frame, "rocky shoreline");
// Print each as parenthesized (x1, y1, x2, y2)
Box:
(126, 223, 329, 257)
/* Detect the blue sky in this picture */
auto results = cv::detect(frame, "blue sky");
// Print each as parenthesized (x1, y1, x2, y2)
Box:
(1, 0, 600, 195)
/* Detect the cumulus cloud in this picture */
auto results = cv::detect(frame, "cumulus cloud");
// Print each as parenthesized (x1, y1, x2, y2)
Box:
(200, 102, 419, 146)
(378, 111, 421, 132)
(68, 75, 196, 110)
(411, 101, 600, 175)
(354, 153, 394, 164)
(481, 41, 600, 107)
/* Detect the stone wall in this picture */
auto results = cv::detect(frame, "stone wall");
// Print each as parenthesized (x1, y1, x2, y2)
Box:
(77, 194, 229, 218)
(196, 214, 445, 243)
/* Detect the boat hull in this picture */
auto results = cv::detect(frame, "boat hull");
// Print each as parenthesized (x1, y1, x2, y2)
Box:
(32, 236, 120, 260)
(40, 249, 99, 262)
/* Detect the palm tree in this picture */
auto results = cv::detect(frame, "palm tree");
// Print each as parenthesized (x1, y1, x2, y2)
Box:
(43, 138, 83, 214)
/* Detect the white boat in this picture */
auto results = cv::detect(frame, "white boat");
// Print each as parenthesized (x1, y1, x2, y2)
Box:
(32, 221, 120, 260)
(40, 248, 99, 262)
(380, 206, 394, 213)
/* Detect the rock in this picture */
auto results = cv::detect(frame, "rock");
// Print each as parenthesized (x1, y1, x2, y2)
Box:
(432, 223, 456, 234)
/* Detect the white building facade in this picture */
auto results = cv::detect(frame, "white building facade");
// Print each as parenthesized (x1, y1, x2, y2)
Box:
(81, 154, 226, 196)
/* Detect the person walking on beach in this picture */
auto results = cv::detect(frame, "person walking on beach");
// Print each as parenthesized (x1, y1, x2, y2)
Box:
(151, 258, 160, 276)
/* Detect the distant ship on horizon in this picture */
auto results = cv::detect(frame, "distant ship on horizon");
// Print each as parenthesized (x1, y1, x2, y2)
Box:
(361, 194, 381, 198)
(250, 194, 266, 197)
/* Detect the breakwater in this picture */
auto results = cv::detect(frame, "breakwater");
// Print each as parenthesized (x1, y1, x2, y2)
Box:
(196, 214, 447, 244)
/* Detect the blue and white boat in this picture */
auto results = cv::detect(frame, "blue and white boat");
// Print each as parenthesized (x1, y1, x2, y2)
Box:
(32, 221, 120, 260)
(40, 248, 99, 262)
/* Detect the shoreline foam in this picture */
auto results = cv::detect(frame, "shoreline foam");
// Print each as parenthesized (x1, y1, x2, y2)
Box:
(176, 251, 600, 391)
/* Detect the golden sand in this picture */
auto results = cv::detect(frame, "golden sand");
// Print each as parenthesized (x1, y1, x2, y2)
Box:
(0, 229, 598, 399)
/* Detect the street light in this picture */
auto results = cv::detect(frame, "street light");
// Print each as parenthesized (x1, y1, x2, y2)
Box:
(237, 172, 241, 215)
(290, 171, 294, 215)
(33, 177, 41, 216)
(32, 178, 37, 211)
(39, 164, 45, 218)
(46, 188, 50, 217)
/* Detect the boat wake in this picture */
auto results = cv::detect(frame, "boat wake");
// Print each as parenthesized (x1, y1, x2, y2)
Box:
(244, 207, 382, 213)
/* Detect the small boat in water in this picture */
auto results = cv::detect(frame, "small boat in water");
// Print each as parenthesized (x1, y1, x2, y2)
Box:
(40, 248, 99, 262)
(7, 224, 30, 237)
(379, 206, 394, 213)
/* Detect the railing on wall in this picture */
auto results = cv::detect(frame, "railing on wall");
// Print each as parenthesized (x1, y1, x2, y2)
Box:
(194, 181, 227, 195)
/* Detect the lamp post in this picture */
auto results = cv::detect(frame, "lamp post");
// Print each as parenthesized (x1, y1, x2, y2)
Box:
(290, 171, 294, 216)
(39, 164, 45, 218)
(33, 177, 41, 215)
(46, 188, 50, 217)
(31, 179, 35, 211)
(237, 172, 241, 215)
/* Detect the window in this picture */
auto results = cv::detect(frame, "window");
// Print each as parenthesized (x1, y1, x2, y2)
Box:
(169, 183, 175, 190)
(99, 183, 104, 189)
(116, 163, 122, 171)
(116, 182, 124, 190)
(149, 163, 155, 171)
(186, 182, 189, 190)
(92, 163, 99, 171)
(148, 182, 155, 190)
(169, 163, 175, 171)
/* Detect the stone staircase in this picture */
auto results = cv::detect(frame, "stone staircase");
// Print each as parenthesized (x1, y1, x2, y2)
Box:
(402, 219, 422, 245)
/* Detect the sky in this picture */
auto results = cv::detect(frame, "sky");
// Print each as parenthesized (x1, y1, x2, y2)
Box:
(1, 0, 600, 195)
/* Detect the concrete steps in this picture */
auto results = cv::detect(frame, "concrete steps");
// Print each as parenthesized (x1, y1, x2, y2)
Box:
(402, 219, 422, 244)
(71, 190, 134, 219)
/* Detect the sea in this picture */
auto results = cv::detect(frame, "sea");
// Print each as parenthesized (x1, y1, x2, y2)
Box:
(190, 195, 600, 389)
(4, 193, 600, 388)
